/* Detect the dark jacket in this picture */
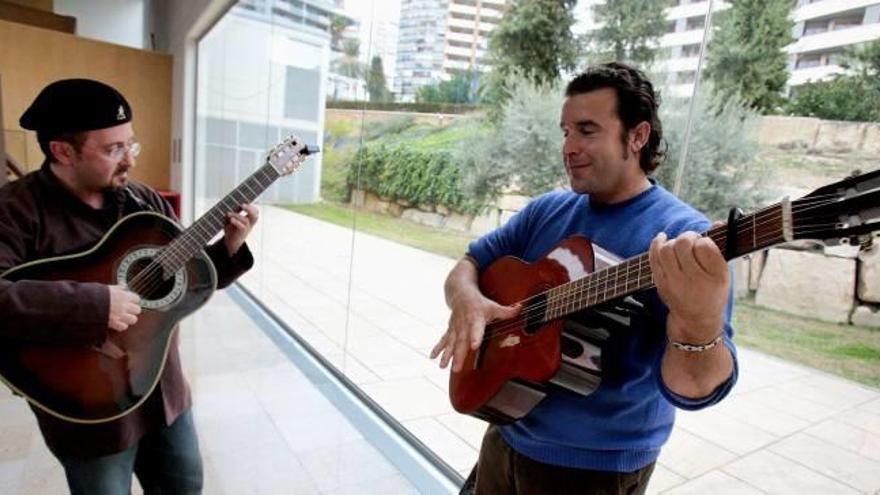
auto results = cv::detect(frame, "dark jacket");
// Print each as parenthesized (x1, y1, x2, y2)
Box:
(0, 163, 253, 459)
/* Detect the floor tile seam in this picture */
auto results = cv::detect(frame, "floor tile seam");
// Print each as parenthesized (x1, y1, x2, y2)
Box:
(260, 405, 328, 490)
(707, 407, 805, 440)
(778, 388, 880, 413)
(201, 452, 319, 493)
(265, 302, 350, 350)
(413, 415, 482, 452)
(258, 263, 351, 308)
(786, 367, 880, 394)
(345, 285, 446, 329)
(734, 386, 845, 424)
(762, 432, 875, 494)
(673, 420, 780, 456)
(705, 441, 859, 493)
(656, 465, 771, 495)
(348, 311, 439, 359)
(819, 404, 880, 437)
(713, 465, 774, 495)
(655, 437, 738, 482)
(799, 428, 880, 466)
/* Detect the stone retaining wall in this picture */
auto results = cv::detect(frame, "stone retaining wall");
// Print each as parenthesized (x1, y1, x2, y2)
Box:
(735, 241, 880, 327)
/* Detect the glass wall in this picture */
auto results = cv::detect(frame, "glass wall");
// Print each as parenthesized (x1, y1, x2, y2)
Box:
(195, 0, 880, 491)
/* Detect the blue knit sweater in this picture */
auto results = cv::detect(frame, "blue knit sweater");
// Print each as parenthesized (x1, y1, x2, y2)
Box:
(467, 185, 738, 472)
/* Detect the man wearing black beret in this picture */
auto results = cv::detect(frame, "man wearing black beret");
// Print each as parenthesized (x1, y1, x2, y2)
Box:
(0, 79, 259, 494)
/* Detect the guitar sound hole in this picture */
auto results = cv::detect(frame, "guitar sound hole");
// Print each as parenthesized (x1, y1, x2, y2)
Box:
(523, 292, 548, 335)
(127, 258, 174, 300)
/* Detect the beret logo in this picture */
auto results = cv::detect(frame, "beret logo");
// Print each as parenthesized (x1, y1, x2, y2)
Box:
(117, 105, 126, 121)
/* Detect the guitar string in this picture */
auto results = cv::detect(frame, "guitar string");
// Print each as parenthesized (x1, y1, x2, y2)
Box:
(474, 226, 850, 347)
(126, 165, 280, 295)
(472, 209, 857, 345)
(126, 183, 262, 293)
(126, 144, 304, 293)
(478, 220, 851, 345)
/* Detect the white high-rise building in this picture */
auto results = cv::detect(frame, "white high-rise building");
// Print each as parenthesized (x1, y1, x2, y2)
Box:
(575, 0, 880, 98)
(394, 0, 507, 102)
(573, 0, 728, 98)
(787, 0, 880, 86)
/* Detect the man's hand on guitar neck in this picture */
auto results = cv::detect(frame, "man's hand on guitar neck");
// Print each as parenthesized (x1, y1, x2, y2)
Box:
(648, 228, 735, 399)
(648, 230, 729, 343)
(223, 204, 260, 256)
(108, 285, 141, 332)
(430, 258, 521, 372)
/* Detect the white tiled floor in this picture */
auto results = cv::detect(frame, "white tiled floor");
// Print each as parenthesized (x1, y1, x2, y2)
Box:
(0, 290, 416, 494)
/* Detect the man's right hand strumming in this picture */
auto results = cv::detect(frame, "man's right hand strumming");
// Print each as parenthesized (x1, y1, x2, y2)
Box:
(430, 258, 520, 372)
(108, 285, 141, 332)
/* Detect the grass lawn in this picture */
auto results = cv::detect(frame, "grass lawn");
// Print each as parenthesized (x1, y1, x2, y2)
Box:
(282, 201, 475, 260)
(283, 201, 880, 389)
(734, 300, 880, 388)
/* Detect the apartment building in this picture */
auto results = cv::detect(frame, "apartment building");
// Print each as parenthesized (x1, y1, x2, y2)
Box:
(575, 0, 880, 97)
(394, 0, 507, 102)
(573, 0, 728, 97)
(788, 0, 880, 86)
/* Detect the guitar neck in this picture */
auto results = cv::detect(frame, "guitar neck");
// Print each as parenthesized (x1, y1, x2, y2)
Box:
(542, 203, 789, 321)
(158, 163, 281, 273)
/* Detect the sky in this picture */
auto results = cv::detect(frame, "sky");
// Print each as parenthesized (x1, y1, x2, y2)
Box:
(343, 0, 402, 27)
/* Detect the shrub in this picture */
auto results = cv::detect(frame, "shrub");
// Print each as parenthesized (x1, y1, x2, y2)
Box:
(786, 77, 880, 122)
(656, 86, 771, 219)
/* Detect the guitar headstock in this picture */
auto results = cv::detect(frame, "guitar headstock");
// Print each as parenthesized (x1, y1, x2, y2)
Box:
(267, 135, 320, 176)
(792, 169, 880, 247)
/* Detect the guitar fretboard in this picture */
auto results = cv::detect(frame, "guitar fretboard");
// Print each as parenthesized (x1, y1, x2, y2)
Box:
(542, 204, 787, 321)
(156, 163, 281, 274)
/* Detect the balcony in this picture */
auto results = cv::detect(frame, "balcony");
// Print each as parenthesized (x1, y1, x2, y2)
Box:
(787, 22, 880, 54)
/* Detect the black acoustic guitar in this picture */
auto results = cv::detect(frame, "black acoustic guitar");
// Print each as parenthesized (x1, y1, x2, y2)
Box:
(0, 135, 316, 424)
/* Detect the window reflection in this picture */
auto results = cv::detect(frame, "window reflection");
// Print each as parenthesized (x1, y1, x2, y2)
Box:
(191, 0, 880, 491)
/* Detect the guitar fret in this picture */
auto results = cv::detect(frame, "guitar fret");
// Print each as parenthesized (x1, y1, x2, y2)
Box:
(158, 153, 294, 274)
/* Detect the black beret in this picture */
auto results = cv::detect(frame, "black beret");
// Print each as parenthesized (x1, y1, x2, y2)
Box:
(19, 79, 132, 135)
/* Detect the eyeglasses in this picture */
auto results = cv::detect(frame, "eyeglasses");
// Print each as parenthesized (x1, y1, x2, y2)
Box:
(104, 141, 141, 161)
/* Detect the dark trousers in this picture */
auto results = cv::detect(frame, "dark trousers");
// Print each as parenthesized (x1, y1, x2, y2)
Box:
(466, 425, 655, 495)
(57, 410, 203, 495)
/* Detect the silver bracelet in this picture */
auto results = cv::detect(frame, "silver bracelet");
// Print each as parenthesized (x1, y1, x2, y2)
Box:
(669, 333, 724, 352)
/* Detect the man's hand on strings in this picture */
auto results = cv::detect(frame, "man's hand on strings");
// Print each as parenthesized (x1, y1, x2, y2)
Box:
(430, 289, 521, 373)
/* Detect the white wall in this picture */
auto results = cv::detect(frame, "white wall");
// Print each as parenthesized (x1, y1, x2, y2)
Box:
(151, 0, 235, 223)
(54, 0, 148, 49)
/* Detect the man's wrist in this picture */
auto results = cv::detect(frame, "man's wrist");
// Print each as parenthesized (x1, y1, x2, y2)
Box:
(666, 312, 723, 343)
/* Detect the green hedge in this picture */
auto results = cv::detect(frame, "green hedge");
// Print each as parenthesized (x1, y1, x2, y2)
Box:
(347, 142, 477, 214)
(327, 100, 482, 115)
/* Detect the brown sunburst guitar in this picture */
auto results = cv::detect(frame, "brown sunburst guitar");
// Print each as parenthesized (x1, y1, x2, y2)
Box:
(0, 135, 317, 424)
(450, 170, 880, 424)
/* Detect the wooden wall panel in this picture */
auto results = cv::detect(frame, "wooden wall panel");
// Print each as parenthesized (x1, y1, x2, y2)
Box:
(4, 0, 53, 12)
(0, 19, 172, 190)
(0, 1, 73, 33)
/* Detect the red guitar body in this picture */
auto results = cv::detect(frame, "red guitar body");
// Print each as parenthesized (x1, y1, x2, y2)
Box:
(449, 236, 602, 424)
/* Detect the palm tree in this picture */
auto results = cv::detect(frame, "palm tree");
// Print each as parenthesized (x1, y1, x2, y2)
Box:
(333, 38, 364, 78)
